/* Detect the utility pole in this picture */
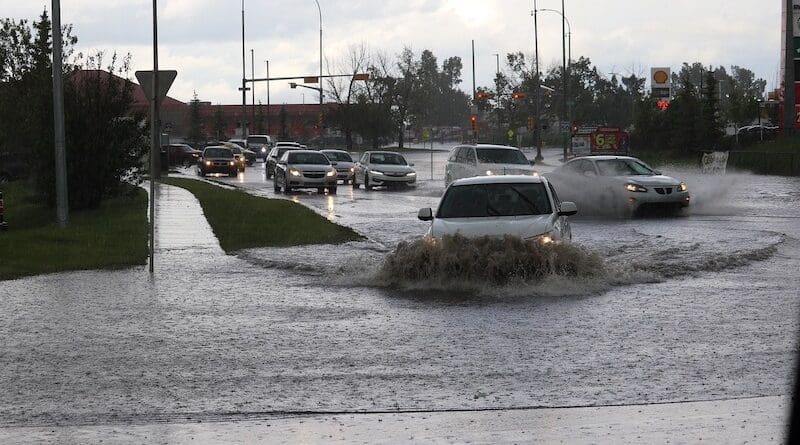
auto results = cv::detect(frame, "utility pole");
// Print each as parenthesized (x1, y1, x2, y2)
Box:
(240, 0, 247, 138)
(561, 0, 568, 161)
(785, 0, 795, 137)
(266, 60, 271, 135)
(533, 1, 543, 161)
(51, 0, 68, 226)
(493, 53, 500, 74)
(251, 49, 255, 132)
(472, 39, 477, 143)
(149, 0, 160, 273)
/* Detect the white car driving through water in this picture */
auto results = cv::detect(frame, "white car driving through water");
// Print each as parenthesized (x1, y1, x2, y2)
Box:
(417, 175, 577, 243)
(353, 151, 417, 190)
(444, 144, 537, 186)
(546, 155, 690, 217)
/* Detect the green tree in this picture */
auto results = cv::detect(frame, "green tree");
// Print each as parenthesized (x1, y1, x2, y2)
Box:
(211, 105, 227, 140)
(187, 91, 204, 145)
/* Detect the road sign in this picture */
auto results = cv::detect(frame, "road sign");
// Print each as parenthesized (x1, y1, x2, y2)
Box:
(304, 76, 319, 84)
(135, 70, 177, 101)
(352, 73, 370, 81)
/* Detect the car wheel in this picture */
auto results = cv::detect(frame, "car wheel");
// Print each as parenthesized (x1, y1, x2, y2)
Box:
(352, 174, 359, 188)
(284, 173, 292, 192)
(273, 177, 281, 193)
(329, 186, 337, 194)
(229, 170, 236, 177)
(317, 187, 325, 194)
(364, 173, 372, 191)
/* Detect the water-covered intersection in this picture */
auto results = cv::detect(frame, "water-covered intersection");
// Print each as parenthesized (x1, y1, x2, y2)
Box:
(1, 148, 799, 443)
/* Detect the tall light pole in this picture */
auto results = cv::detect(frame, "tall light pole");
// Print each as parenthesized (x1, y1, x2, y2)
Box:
(240, 0, 247, 138)
(540, 7, 572, 158)
(493, 53, 500, 75)
(149, 0, 160, 273)
(313, 0, 323, 148)
(561, 0, 568, 160)
(51, 0, 68, 226)
(266, 60, 271, 134)
(532, 1, 543, 161)
(251, 48, 255, 132)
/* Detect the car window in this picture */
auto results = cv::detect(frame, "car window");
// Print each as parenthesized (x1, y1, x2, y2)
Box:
(438, 183, 551, 218)
(360, 153, 369, 163)
(547, 182, 561, 207)
(203, 147, 233, 158)
(288, 152, 330, 165)
(596, 159, 654, 176)
(455, 147, 469, 163)
(476, 148, 528, 165)
(247, 136, 269, 145)
(277, 147, 299, 158)
(464, 147, 477, 164)
(447, 147, 460, 162)
(370, 153, 407, 165)
(322, 151, 353, 162)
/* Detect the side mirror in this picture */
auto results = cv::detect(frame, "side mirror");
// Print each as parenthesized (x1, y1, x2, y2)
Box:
(278, 160, 287, 165)
(417, 207, 433, 221)
(409, 162, 415, 167)
(558, 201, 578, 216)
(653, 170, 662, 175)
(330, 161, 338, 166)
(529, 160, 536, 166)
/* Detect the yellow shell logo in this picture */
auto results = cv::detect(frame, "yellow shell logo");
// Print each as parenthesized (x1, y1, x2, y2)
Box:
(653, 70, 669, 84)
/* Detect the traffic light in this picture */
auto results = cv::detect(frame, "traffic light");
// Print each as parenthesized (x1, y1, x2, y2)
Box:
(527, 116, 535, 130)
(470, 114, 478, 132)
(476, 91, 493, 101)
(512, 91, 528, 100)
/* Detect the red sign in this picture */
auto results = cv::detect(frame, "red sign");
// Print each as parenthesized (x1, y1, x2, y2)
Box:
(590, 128, 629, 154)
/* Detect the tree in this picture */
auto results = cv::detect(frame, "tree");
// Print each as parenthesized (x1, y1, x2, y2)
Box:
(211, 105, 227, 140)
(187, 91, 204, 145)
(326, 44, 369, 150)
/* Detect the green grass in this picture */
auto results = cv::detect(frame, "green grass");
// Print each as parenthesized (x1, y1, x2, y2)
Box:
(159, 177, 363, 252)
(0, 182, 148, 280)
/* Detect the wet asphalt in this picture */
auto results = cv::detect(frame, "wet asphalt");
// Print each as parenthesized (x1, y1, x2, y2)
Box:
(1, 147, 799, 442)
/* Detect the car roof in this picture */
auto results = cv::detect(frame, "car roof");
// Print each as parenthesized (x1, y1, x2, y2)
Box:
(320, 149, 348, 153)
(364, 150, 404, 156)
(203, 145, 231, 151)
(571, 155, 638, 162)
(287, 149, 327, 156)
(473, 144, 523, 150)
(450, 174, 545, 186)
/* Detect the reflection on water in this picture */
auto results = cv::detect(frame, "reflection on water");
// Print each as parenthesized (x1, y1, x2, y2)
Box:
(326, 195, 336, 222)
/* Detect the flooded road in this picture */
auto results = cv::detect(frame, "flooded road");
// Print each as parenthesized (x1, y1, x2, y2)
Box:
(1, 148, 798, 434)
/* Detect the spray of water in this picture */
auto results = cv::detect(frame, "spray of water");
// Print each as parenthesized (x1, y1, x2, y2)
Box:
(376, 234, 605, 289)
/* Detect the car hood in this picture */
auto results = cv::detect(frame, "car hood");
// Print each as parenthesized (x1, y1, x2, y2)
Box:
(370, 164, 415, 174)
(431, 214, 553, 239)
(331, 161, 354, 169)
(477, 162, 536, 175)
(617, 174, 680, 186)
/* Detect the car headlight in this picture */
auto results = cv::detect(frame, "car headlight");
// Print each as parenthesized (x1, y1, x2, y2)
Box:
(485, 170, 495, 176)
(349, 167, 354, 173)
(678, 182, 687, 192)
(229, 161, 235, 166)
(406, 172, 416, 176)
(532, 171, 540, 177)
(261, 147, 267, 153)
(205, 160, 211, 166)
(371, 170, 384, 176)
(625, 183, 647, 193)
(326, 169, 336, 177)
(289, 168, 301, 176)
(530, 232, 555, 245)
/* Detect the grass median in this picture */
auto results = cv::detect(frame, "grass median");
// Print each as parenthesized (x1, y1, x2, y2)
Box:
(159, 177, 363, 252)
(0, 181, 148, 280)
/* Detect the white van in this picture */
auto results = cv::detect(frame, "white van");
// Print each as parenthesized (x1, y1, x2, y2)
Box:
(444, 144, 537, 186)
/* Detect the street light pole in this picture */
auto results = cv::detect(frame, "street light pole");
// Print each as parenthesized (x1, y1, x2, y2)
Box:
(51, 0, 68, 226)
(540, 7, 572, 159)
(493, 53, 500, 75)
(561, 0, 568, 161)
(240, 0, 247, 138)
(266, 60, 270, 134)
(251, 49, 256, 133)
(149, 0, 160, 273)
(532, 1, 543, 161)
(313, 0, 324, 148)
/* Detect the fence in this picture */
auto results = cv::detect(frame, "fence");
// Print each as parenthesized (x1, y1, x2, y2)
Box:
(727, 151, 800, 176)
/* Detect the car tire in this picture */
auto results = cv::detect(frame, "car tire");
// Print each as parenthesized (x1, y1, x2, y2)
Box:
(273, 178, 281, 193)
(284, 173, 292, 192)
(329, 186, 337, 194)
(352, 174, 359, 189)
(229, 170, 236, 177)
(364, 173, 372, 191)
(317, 187, 325, 194)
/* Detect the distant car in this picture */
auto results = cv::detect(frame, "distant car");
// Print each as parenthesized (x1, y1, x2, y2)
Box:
(197, 146, 238, 177)
(273, 149, 337, 194)
(247, 135, 273, 161)
(352, 151, 416, 190)
(216, 141, 249, 170)
(227, 140, 257, 166)
(546, 155, 690, 216)
(163, 143, 202, 166)
(417, 175, 576, 243)
(321, 149, 355, 183)
(445, 144, 536, 186)
(266, 142, 303, 178)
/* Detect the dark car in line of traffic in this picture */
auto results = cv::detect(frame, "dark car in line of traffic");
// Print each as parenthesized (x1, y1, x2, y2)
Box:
(197, 146, 238, 177)
(163, 143, 202, 166)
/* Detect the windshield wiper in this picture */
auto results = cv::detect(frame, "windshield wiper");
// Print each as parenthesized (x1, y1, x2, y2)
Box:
(508, 186, 542, 214)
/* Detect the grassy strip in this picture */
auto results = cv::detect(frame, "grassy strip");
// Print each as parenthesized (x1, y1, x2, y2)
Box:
(159, 177, 363, 252)
(0, 182, 148, 280)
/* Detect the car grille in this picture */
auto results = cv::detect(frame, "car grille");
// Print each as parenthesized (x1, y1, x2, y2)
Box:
(654, 187, 673, 195)
(304, 172, 325, 179)
(386, 172, 406, 177)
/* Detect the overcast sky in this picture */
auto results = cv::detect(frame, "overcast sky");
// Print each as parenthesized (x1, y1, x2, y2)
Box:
(1, 1, 782, 105)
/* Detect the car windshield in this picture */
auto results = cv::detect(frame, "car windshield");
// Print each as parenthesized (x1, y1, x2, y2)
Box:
(370, 153, 407, 165)
(203, 147, 232, 158)
(476, 148, 529, 165)
(323, 151, 353, 162)
(438, 183, 551, 218)
(596, 159, 655, 176)
(288, 152, 330, 165)
(247, 136, 269, 144)
(277, 147, 300, 158)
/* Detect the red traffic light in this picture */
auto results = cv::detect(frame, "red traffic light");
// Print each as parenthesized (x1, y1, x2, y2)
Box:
(470, 114, 478, 131)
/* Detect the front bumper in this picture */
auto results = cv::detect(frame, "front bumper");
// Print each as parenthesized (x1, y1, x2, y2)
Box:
(626, 189, 690, 209)
(201, 164, 237, 175)
(287, 174, 337, 188)
(370, 172, 416, 185)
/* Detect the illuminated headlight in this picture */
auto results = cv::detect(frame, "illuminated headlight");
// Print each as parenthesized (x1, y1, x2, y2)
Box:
(678, 182, 687, 192)
(532, 171, 540, 177)
(406, 172, 416, 176)
(205, 160, 211, 166)
(531, 232, 555, 245)
(289, 169, 301, 176)
(349, 167, 354, 173)
(625, 183, 647, 193)
(326, 169, 336, 177)
(485, 170, 495, 176)
(371, 170, 384, 176)
(261, 147, 267, 153)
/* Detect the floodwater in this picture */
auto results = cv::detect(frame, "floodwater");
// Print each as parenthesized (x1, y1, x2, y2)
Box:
(1, 147, 798, 438)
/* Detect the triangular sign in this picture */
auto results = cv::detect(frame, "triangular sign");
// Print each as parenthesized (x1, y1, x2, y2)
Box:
(135, 70, 177, 101)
